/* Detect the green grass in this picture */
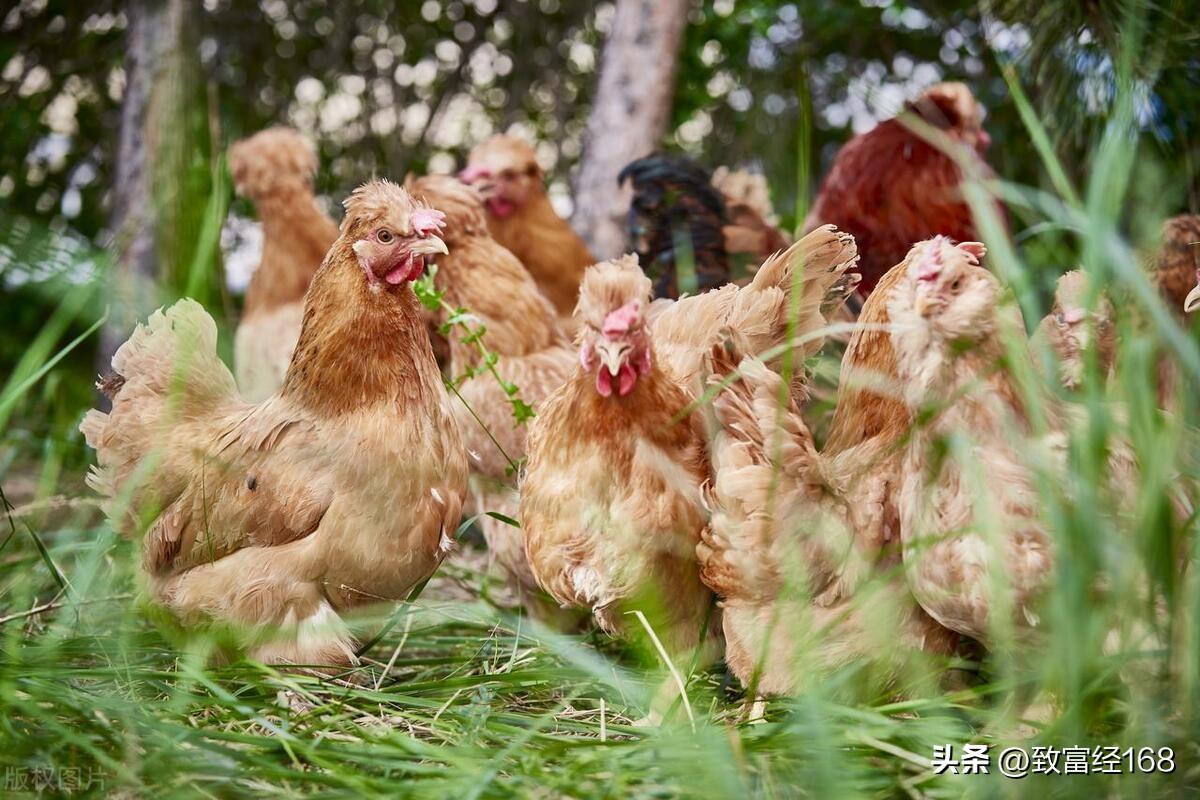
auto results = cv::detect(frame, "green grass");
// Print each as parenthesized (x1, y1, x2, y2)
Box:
(0, 498, 1196, 798)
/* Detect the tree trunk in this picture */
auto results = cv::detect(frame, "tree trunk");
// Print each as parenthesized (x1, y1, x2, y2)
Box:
(97, 0, 188, 376)
(571, 0, 689, 260)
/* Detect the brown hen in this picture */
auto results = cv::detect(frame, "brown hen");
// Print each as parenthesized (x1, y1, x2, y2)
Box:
(701, 344, 963, 699)
(887, 237, 1057, 643)
(228, 128, 339, 401)
(459, 135, 594, 318)
(82, 181, 466, 666)
(520, 227, 858, 666)
(711, 166, 790, 265)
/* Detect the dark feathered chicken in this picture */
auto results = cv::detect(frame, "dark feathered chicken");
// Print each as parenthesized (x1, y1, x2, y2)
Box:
(619, 154, 730, 299)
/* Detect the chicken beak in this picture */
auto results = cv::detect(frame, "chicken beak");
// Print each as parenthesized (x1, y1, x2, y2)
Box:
(409, 235, 449, 257)
(593, 340, 626, 376)
(1184, 283, 1200, 314)
(914, 294, 934, 318)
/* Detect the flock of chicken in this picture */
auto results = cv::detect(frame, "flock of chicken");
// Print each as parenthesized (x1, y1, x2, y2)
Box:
(81, 82, 1199, 709)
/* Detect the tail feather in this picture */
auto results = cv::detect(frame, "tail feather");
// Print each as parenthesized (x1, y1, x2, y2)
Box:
(81, 299, 239, 528)
(699, 343, 825, 602)
(649, 226, 858, 392)
(106, 298, 237, 406)
(728, 224, 859, 367)
(749, 225, 854, 288)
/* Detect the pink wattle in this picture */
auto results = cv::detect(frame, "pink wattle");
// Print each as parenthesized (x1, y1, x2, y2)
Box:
(486, 196, 517, 218)
(384, 254, 425, 285)
(595, 364, 637, 397)
(595, 368, 612, 397)
(617, 363, 637, 395)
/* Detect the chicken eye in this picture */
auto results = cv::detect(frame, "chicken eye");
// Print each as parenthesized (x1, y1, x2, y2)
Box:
(948, 277, 962, 292)
(378, 229, 394, 244)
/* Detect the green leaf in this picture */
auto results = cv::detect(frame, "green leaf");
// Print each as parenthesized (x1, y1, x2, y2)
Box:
(509, 398, 536, 425)
(412, 266, 444, 310)
(484, 511, 521, 529)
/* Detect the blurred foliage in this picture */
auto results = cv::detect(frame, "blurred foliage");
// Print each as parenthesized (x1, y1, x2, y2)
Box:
(3, 1, 1195, 244)
(985, 0, 1200, 213)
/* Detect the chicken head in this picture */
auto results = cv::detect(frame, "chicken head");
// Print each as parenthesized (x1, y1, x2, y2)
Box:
(459, 134, 542, 218)
(890, 237, 997, 343)
(575, 255, 654, 397)
(341, 180, 449, 287)
(910, 82, 991, 154)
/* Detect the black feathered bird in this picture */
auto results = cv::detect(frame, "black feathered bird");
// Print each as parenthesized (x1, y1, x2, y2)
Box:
(618, 154, 731, 300)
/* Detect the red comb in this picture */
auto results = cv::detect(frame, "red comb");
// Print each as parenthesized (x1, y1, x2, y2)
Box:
(458, 165, 490, 183)
(602, 300, 641, 338)
(957, 241, 986, 264)
(917, 242, 943, 282)
(411, 208, 446, 237)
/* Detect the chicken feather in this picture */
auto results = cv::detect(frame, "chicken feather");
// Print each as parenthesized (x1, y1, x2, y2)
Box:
(649, 224, 860, 392)
(700, 344, 963, 696)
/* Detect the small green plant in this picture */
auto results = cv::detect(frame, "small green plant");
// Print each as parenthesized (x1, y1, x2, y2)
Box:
(414, 266, 536, 428)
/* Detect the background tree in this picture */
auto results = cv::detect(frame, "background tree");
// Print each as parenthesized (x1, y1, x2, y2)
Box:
(570, 0, 690, 258)
(99, 0, 215, 371)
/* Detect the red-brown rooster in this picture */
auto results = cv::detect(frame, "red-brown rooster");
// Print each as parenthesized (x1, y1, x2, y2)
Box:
(805, 82, 1002, 297)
